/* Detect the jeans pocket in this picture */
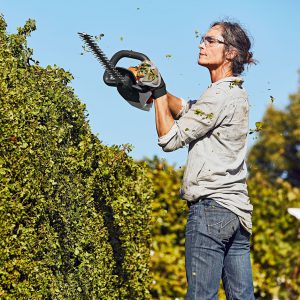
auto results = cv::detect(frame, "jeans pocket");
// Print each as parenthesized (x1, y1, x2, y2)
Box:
(204, 207, 239, 241)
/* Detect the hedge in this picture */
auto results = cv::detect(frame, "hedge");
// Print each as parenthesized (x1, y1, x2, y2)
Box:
(0, 16, 153, 299)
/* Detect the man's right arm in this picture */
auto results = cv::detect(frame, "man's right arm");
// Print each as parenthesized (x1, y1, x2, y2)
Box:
(165, 92, 186, 119)
(153, 92, 186, 141)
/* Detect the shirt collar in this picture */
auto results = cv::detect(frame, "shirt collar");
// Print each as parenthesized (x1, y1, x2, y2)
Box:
(209, 76, 244, 88)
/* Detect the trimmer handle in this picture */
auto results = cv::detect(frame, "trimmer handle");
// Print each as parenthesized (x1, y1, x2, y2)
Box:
(103, 50, 150, 87)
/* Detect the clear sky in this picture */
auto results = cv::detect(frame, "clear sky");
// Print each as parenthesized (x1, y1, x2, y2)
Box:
(2, 0, 300, 167)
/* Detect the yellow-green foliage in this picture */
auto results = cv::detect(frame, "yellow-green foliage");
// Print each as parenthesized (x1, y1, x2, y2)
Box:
(248, 173, 300, 299)
(146, 158, 187, 300)
(248, 87, 300, 186)
(0, 16, 152, 299)
(247, 87, 300, 299)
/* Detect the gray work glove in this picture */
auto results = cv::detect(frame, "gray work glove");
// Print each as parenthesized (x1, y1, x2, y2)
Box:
(134, 60, 167, 99)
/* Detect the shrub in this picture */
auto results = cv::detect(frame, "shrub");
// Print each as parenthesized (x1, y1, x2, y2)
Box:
(0, 16, 152, 299)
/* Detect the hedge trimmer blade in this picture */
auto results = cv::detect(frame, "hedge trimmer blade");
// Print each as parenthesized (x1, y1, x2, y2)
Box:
(78, 32, 125, 85)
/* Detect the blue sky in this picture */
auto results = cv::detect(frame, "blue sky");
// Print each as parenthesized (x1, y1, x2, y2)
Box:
(2, 0, 300, 167)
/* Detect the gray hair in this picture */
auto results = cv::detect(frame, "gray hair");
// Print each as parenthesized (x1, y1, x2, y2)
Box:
(211, 20, 256, 75)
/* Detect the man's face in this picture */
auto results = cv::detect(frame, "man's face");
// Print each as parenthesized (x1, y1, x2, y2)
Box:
(198, 26, 227, 69)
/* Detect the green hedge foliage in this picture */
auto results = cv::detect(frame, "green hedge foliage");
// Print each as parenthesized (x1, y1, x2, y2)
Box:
(0, 16, 153, 299)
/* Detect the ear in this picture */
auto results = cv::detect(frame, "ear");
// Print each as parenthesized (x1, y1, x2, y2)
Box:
(225, 48, 238, 61)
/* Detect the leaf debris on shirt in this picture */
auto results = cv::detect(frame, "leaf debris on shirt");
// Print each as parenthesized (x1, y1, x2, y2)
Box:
(229, 79, 243, 89)
(195, 109, 214, 120)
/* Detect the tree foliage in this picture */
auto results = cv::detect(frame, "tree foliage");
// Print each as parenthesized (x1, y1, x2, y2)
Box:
(248, 87, 300, 187)
(146, 158, 187, 300)
(247, 86, 300, 299)
(0, 16, 153, 299)
(248, 173, 300, 299)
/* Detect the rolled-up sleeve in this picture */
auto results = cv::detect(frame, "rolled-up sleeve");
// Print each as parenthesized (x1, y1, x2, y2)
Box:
(157, 95, 226, 152)
(158, 121, 186, 152)
(176, 99, 197, 119)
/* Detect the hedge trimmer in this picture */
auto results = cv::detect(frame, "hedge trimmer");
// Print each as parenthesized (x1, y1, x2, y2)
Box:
(78, 32, 161, 111)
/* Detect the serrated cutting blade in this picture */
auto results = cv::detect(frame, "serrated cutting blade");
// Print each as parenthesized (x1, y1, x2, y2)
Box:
(78, 32, 125, 85)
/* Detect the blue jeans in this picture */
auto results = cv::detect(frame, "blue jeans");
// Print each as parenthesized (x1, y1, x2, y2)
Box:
(185, 199, 255, 300)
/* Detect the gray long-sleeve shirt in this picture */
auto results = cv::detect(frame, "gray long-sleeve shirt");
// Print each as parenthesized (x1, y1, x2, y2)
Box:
(158, 76, 253, 233)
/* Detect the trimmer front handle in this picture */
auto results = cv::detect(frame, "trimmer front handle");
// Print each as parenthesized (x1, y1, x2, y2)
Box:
(103, 50, 150, 87)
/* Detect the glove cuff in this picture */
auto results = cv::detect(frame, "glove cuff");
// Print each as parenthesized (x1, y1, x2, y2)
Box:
(152, 85, 167, 99)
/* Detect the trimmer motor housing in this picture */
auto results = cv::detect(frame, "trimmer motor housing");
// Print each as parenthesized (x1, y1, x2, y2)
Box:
(103, 51, 154, 111)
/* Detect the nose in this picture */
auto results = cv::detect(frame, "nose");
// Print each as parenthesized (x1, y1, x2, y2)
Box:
(198, 42, 204, 50)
